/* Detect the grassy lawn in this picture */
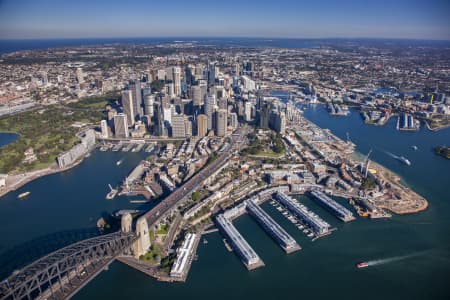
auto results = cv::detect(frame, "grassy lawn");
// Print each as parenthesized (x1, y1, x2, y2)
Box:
(140, 243, 163, 265)
(156, 224, 169, 235)
(0, 93, 118, 174)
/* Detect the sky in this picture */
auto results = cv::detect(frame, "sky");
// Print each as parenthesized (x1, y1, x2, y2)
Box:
(0, 0, 449, 40)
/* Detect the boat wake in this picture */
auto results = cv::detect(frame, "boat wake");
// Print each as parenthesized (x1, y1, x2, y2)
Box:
(367, 251, 427, 267)
(384, 151, 399, 159)
(383, 150, 411, 165)
(116, 158, 124, 166)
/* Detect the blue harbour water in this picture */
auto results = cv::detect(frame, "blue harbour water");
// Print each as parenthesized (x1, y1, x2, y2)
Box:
(0, 35, 449, 299)
(2, 102, 449, 299)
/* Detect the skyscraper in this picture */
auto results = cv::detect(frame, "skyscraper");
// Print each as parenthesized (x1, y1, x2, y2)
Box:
(205, 95, 216, 130)
(173, 67, 181, 96)
(191, 85, 203, 107)
(244, 101, 253, 122)
(229, 112, 238, 129)
(171, 114, 186, 138)
(215, 109, 227, 137)
(129, 80, 142, 120)
(121, 90, 135, 126)
(208, 62, 216, 86)
(154, 102, 167, 137)
(143, 94, 155, 117)
(197, 114, 208, 137)
(114, 113, 129, 138)
(259, 101, 270, 128)
(76, 68, 84, 83)
(185, 118, 193, 137)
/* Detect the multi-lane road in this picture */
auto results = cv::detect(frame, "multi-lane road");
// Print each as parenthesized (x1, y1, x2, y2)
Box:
(142, 126, 247, 227)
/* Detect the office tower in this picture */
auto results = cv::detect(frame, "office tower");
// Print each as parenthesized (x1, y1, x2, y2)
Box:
(205, 95, 216, 130)
(185, 65, 194, 85)
(157, 69, 166, 80)
(154, 102, 167, 137)
(197, 114, 208, 137)
(100, 120, 109, 138)
(272, 111, 286, 135)
(215, 109, 227, 137)
(229, 112, 238, 129)
(129, 80, 142, 119)
(114, 113, 129, 138)
(235, 63, 240, 76)
(121, 90, 135, 126)
(185, 118, 193, 137)
(241, 75, 256, 91)
(173, 67, 181, 96)
(237, 101, 244, 117)
(165, 82, 174, 97)
(171, 114, 186, 138)
(143, 94, 155, 117)
(191, 85, 203, 107)
(245, 101, 253, 121)
(208, 62, 216, 86)
(259, 102, 270, 128)
(163, 105, 172, 125)
(76, 68, 84, 83)
(218, 97, 227, 110)
(256, 88, 263, 110)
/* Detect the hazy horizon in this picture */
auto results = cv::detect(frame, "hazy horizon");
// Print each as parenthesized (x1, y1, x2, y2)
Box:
(0, 0, 449, 40)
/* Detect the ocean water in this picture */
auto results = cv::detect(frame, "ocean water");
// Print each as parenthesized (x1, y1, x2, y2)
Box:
(1, 37, 449, 55)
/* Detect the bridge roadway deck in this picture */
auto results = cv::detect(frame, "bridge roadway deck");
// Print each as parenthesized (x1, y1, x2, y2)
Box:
(142, 128, 244, 226)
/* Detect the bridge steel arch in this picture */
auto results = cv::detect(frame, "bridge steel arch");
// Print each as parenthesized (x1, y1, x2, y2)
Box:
(0, 231, 136, 300)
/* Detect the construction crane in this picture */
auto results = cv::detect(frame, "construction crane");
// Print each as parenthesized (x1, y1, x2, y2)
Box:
(364, 149, 372, 178)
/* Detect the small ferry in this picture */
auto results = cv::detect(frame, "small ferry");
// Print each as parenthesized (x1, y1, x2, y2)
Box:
(356, 261, 369, 269)
(18, 191, 31, 199)
(106, 184, 118, 200)
(397, 156, 411, 166)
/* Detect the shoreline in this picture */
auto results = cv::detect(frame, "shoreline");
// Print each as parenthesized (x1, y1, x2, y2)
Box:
(0, 154, 86, 199)
(348, 152, 428, 215)
(424, 119, 450, 132)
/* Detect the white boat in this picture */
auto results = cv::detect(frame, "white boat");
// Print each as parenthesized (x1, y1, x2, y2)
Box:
(18, 191, 30, 199)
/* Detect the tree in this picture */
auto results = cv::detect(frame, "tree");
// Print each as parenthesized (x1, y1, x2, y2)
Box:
(150, 80, 164, 92)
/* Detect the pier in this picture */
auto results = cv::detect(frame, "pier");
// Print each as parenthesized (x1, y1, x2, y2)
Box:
(170, 233, 200, 281)
(246, 199, 301, 254)
(310, 190, 355, 222)
(274, 192, 332, 237)
(216, 214, 265, 270)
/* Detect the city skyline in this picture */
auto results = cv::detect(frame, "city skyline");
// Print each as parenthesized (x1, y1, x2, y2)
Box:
(0, 0, 449, 40)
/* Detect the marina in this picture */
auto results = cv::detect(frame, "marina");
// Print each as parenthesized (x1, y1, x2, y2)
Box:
(246, 199, 301, 254)
(309, 190, 355, 222)
(274, 192, 332, 238)
(216, 214, 265, 270)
